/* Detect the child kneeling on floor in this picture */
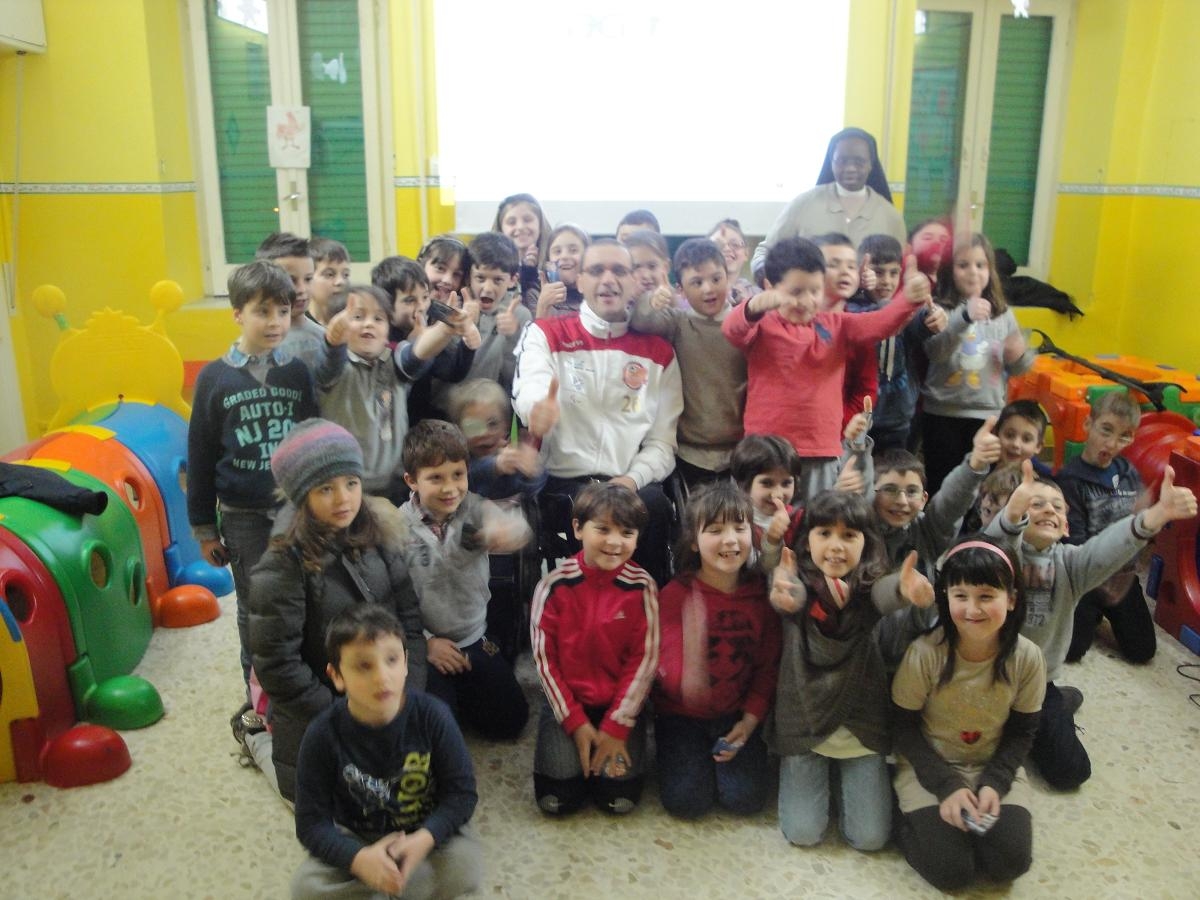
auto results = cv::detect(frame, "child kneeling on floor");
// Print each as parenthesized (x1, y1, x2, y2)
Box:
(892, 537, 1044, 892)
(653, 483, 781, 818)
(530, 482, 660, 815)
(291, 605, 481, 900)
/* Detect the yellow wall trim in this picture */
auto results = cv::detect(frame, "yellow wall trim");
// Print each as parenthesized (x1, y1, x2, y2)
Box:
(0, 182, 196, 195)
(1057, 183, 1200, 198)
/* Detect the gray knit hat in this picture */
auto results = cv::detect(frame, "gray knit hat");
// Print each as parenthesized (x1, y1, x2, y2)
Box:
(270, 418, 364, 505)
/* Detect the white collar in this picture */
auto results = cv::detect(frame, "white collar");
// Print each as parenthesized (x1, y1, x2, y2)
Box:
(579, 298, 630, 338)
(835, 183, 869, 198)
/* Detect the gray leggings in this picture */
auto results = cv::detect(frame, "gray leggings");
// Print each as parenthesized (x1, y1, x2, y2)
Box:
(290, 825, 482, 900)
(533, 699, 648, 815)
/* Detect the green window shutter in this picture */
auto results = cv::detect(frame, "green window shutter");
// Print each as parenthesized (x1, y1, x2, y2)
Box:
(982, 15, 1052, 266)
(904, 11, 973, 228)
(297, 0, 369, 259)
(207, 2, 278, 263)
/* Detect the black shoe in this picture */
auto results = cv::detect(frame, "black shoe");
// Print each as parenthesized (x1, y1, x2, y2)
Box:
(1058, 686, 1084, 718)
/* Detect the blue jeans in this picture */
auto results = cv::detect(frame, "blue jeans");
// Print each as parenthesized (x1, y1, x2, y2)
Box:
(219, 506, 276, 691)
(654, 713, 770, 818)
(778, 750, 891, 851)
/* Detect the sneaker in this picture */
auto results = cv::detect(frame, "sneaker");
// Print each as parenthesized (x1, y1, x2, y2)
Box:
(230, 702, 266, 763)
(1058, 686, 1084, 718)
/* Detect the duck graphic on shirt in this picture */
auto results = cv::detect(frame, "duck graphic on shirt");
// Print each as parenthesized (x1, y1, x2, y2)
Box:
(946, 324, 989, 389)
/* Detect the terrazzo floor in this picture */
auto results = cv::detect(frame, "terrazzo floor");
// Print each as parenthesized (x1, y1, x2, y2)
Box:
(3, 590, 1199, 899)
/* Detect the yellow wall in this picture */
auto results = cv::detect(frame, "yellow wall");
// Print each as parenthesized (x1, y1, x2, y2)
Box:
(0, 0, 204, 436)
(2, 0, 1197, 442)
(1036, 0, 1199, 372)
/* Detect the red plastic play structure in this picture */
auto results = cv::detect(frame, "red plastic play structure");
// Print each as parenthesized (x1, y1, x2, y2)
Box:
(1146, 435, 1200, 655)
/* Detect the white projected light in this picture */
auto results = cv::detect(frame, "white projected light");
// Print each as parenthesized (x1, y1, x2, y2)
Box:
(434, 0, 850, 234)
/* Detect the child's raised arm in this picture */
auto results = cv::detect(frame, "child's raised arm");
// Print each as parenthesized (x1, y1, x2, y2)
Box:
(629, 285, 680, 338)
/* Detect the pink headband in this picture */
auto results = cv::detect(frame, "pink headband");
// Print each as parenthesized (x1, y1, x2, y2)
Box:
(945, 540, 1014, 575)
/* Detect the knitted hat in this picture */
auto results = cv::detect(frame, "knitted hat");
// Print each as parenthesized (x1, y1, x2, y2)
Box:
(270, 418, 364, 505)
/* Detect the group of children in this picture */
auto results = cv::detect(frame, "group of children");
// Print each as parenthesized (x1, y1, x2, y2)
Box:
(184, 196, 1198, 897)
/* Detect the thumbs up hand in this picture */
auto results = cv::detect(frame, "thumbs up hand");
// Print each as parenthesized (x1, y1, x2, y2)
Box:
(899, 550, 935, 607)
(529, 376, 560, 438)
(765, 497, 791, 547)
(324, 290, 361, 347)
(1003, 459, 1038, 526)
(902, 254, 932, 306)
(1142, 465, 1199, 532)
(966, 296, 992, 322)
(496, 297, 523, 336)
(969, 415, 1002, 470)
(770, 546, 806, 615)
(923, 301, 948, 334)
(648, 285, 675, 311)
(859, 253, 877, 293)
(835, 453, 865, 495)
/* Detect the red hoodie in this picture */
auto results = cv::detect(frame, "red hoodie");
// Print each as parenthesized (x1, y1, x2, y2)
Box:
(653, 574, 781, 722)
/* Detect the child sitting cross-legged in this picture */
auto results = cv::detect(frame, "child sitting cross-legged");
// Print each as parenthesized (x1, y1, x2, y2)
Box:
(653, 483, 781, 819)
(530, 482, 660, 816)
(291, 605, 481, 900)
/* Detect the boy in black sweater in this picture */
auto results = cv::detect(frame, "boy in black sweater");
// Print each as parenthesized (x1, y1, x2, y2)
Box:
(1056, 391, 1156, 663)
(187, 260, 318, 690)
(292, 605, 481, 899)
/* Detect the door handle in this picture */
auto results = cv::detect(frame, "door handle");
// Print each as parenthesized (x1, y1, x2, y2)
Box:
(280, 181, 303, 211)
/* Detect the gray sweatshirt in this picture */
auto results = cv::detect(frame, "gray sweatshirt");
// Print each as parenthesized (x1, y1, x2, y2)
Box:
(398, 492, 531, 647)
(985, 510, 1155, 681)
(922, 307, 1034, 418)
(876, 454, 988, 667)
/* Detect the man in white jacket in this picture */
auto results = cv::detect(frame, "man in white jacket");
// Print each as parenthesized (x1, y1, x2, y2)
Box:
(513, 239, 684, 585)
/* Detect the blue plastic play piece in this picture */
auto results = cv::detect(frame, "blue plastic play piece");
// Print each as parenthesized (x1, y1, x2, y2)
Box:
(75, 401, 233, 596)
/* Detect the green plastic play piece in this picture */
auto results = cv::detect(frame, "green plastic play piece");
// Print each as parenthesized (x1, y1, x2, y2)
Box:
(0, 466, 153, 719)
(85, 674, 164, 730)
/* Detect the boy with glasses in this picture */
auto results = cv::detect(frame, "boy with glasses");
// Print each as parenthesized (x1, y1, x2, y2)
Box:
(1056, 391, 1156, 664)
(708, 218, 760, 305)
(871, 424, 1001, 666)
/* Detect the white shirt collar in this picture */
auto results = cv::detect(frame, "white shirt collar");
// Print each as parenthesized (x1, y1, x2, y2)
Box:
(579, 298, 629, 338)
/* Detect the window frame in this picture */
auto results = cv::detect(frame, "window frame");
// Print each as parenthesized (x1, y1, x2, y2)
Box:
(184, 0, 394, 296)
